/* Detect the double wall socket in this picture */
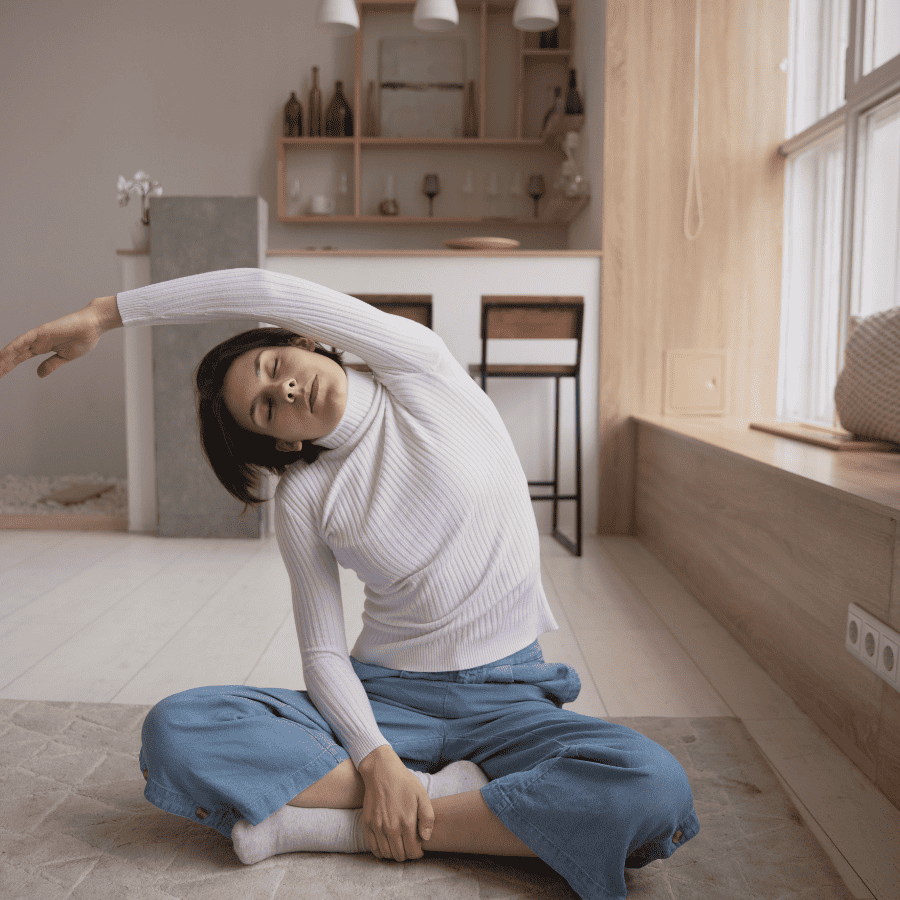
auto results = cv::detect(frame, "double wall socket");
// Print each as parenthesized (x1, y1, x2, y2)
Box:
(846, 603, 900, 691)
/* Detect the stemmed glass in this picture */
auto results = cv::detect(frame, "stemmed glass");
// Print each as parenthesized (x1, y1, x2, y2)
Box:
(422, 173, 441, 217)
(486, 170, 500, 217)
(509, 172, 525, 219)
(461, 170, 475, 217)
(527, 175, 546, 219)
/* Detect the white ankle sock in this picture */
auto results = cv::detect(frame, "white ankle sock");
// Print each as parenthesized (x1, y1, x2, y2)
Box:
(410, 760, 489, 798)
(231, 760, 488, 864)
(232, 805, 367, 864)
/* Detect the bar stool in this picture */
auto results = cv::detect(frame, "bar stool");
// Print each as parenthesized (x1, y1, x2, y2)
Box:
(344, 294, 433, 371)
(478, 295, 584, 556)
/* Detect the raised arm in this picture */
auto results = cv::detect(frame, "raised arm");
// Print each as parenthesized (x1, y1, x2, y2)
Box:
(0, 295, 122, 379)
(116, 268, 444, 377)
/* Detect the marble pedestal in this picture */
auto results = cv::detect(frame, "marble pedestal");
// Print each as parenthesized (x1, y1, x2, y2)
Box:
(149, 196, 268, 538)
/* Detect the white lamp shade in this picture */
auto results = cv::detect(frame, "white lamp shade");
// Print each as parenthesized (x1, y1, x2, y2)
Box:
(413, 0, 459, 32)
(316, 0, 360, 35)
(513, 0, 559, 32)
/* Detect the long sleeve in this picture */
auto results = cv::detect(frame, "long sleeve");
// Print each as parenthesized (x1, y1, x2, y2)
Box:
(115, 267, 444, 378)
(274, 490, 390, 767)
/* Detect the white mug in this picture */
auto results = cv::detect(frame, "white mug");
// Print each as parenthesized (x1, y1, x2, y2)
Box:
(310, 195, 335, 215)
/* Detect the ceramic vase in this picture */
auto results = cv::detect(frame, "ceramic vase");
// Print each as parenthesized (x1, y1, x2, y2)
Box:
(130, 220, 150, 251)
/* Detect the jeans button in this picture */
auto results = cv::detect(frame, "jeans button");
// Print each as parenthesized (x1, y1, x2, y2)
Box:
(673, 830, 683, 843)
(196, 807, 209, 819)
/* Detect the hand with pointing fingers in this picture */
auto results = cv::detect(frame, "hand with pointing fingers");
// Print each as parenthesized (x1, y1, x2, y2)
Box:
(0, 296, 122, 380)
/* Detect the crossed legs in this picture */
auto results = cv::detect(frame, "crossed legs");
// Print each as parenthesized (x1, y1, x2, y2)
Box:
(284, 758, 536, 856)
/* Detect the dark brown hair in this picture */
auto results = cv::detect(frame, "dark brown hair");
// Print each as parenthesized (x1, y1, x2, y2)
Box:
(194, 327, 344, 508)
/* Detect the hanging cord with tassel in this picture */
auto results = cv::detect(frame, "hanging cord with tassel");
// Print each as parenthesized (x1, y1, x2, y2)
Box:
(683, 0, 704, 240)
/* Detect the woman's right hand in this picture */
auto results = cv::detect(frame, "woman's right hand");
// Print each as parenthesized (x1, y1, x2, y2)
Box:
(0, 295, 122, 379)
(357, 744, 435, 861)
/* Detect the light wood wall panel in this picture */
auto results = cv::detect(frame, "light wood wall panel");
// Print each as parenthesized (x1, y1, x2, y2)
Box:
(598, 0, 789, 532)
(635, 420, 900, 808)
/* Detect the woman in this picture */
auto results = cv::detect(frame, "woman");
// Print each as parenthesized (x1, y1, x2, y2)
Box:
(0, 268, 698, 899)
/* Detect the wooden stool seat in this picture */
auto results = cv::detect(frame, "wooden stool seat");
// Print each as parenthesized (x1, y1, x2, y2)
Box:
(470, 363, 579, 378)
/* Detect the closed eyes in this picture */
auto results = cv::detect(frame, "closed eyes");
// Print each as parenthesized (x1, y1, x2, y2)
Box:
(267, 358, 279, 421)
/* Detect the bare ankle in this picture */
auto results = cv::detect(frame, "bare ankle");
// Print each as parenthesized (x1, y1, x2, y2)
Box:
(287, 759, 364, 809)
(424, 791, 537, 857)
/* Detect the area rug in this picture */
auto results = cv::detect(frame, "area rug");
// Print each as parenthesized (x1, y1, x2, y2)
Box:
(0, 699, 852, 899)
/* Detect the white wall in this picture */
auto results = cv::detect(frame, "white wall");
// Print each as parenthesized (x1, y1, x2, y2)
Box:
(0, 0, 602, 477)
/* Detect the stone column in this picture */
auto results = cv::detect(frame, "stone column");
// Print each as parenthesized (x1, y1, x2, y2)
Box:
(149, 196, 268, 538)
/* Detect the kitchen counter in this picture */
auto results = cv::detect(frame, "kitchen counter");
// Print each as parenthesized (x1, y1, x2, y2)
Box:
(268, 249, 601, 257)
(120, 250, 601, 538)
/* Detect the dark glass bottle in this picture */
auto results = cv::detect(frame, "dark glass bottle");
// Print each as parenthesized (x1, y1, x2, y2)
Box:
(325, 81, 353, 137)
(564, 69, 584, 115)
(463, 80, 478, 138)
(308, 66, 322, 136)
(542, 86, 563, 134)
(539, 27, 559, 49)
(283, 91, 302, 137)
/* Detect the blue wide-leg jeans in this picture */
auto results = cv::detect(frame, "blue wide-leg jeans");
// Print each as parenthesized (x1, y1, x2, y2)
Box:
(139, 641, 699, 900)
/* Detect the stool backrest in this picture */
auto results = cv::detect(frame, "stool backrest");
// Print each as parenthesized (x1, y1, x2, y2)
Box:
(353, 294, 433, 329)
(481, 296, 583, 341)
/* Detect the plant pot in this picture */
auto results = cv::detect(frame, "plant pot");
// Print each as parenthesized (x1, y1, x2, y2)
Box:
(130, 220, 150, 251)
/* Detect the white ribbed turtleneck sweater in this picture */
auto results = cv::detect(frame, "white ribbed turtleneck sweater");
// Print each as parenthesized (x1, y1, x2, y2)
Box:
(116, 268, 557, 766)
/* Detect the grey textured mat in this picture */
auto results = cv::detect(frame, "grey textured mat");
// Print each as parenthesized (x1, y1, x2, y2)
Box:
(0, 700, 852, 899)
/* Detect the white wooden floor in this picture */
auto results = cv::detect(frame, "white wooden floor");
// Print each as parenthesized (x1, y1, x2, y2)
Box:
(1, 529, 898, 899)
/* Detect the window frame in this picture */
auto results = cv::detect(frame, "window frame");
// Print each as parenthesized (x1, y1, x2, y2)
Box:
(779, 0, 900, 423)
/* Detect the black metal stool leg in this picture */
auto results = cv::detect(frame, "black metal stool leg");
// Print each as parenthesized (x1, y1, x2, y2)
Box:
(552, 376, 560, 534)
(574, 372, 582, 557)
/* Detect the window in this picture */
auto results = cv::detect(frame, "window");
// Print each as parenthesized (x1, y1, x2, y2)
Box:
(853, 94, 900, 317)
(779, 0, 900, 426)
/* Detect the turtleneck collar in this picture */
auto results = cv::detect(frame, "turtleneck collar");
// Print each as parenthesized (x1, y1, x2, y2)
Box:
(316, 366, 377, 450)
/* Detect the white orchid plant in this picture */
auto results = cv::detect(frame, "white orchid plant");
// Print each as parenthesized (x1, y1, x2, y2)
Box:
(117, 171, 163, 225)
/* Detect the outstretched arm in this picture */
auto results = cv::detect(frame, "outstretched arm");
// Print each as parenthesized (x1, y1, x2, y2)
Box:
(116, 268, 444, 378)
(0, 295, 122, 379)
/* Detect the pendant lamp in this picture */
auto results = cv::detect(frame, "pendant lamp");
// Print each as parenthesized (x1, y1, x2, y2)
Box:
(316, 0, 360, 35)
(513, 0, 559, 32)
(413, 0, 459, 32)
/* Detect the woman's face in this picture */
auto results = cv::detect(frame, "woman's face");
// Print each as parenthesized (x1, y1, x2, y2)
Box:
(222, 340, 348, 451)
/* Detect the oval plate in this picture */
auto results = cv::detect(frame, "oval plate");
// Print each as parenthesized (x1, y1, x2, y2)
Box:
(443, 237, 521, 250)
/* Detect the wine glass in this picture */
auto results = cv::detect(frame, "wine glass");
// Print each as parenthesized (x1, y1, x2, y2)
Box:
(422, 173, 440, 217)
(461, 170, 475, 217)
(527, 174, 546, 219)
(509, 172, 528, 219)
(486, 170, 500, 217)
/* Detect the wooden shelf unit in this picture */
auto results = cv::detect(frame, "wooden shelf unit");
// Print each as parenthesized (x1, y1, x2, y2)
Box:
(276, 0, 583, 226)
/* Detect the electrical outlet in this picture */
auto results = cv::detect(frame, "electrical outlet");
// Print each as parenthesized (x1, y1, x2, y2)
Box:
(846, 611, 862, 654)
(847, 603, 900, 692)
(861, 620, 880, 671)
(878, 632, 899, 685)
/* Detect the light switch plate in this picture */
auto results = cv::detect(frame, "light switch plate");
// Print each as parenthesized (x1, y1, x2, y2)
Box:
(663, 349, 727, 416)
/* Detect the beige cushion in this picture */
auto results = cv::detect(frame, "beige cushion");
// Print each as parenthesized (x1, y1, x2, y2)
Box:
(834, 307, 900, 444)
